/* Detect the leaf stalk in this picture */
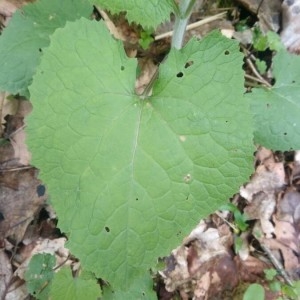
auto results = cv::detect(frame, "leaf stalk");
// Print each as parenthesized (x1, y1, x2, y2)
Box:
(171, 0, 198, 49)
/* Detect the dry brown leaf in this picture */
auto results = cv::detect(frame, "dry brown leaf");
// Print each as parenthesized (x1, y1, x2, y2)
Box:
(0, 250, 12, 299)
(4, 279, 28, 300)
(278, 190, 300, 223)
(4, 99, 32, 166)
(281, 0, 300, 54)
(234, 255, 269, 282)
(162, 220, 235, 298)
(0, 167, 46, 242)
(236, 0, 281, 32)
(240, 154, 285, 202)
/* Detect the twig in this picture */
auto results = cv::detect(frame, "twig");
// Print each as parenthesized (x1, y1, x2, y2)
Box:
(155, 12, 227, 41)
(0, 166, 33, 172)
(242, 48, 272, 88)
(260, 242, 294, 286)
(245, 74, 270, 85)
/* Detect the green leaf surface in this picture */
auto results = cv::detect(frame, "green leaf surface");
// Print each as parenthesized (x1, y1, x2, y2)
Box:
(249, 50, 300, 150)
(27, 18, 253, 292)
(243, 284, 265, 300)
(264, 268, 277, 281)
(50, 267, 101, 300)
(102, 273, 156, 299)
(24, 253, 56, 300)
(91, 0, 175, 28)
(0, 0, 92, 97)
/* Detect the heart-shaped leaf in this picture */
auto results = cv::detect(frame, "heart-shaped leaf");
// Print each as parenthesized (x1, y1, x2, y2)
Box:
(27, 18, 253, 293)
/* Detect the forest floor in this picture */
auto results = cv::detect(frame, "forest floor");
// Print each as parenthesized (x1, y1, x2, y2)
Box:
(0, 0, 300, 299)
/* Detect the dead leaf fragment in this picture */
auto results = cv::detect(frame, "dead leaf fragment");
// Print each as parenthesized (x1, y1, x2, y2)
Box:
(236, 0, 281, 32)
(0, 167, 46, 243)
(0, 250, 12, 299)
(162, 221, 237, 299)
(281, 0, 300, 54)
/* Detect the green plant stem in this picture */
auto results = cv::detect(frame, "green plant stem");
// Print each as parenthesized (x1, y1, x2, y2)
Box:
(171, 0, 197, 49)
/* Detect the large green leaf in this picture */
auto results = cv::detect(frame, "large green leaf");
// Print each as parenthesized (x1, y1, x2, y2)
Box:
(0, 0, 92, 97)
(92, 0, 175, 28)
(249, 50, 300, 150)
(102, 273, 156, 299)
(27, 18, 253, 294)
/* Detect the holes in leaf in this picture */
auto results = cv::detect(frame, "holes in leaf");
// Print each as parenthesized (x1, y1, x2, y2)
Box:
(135, 198, 138, 201)
(38, 48, 42, 52)
(176, 71, 184, 78)
(121, 66, 125, 71)
(224, 50, 230, 55)
(105, 226, 110, 232)
(36, 184, 46, 197)
(284, 132, 287, 136)
(184, 61, 194, 68)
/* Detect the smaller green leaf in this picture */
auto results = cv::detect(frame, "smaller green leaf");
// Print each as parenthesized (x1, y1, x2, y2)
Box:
(253, 27, 268, 51)
(219, 203, 248, 232)
(252, 29, 284, 52)
(50, 267, 101, 300)
(234, 236, 243, 253)
(235, 18, 250, 32)
(139, 30, 154, 49)
(282, 283, 299, 298)
(243, 284, 265, 300)
(0, 0, 92, 97)
(255, 59, 267, 74)
(264, 268, 277, 281)
(249, 50, 300, 150)
(267, 31, 285, 51)
(91, 0, 175, 28)
(269, 281, 281, 293)
(293, 280, 300, 295)
(24, 253, 56, 300)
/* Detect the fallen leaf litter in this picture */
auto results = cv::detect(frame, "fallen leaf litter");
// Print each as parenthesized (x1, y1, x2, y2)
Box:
(1, 0, 300, 299)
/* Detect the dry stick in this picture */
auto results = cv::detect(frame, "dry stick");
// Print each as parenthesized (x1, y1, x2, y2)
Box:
(155, 12, 227, 41)
(242, 48, 272, 88)
(0, 166, 33, 172)
(245, 56, 272, 88)
(245, 74, 270, 85)
(260, 242, 294, 286)
(215, 211, 239, 233)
